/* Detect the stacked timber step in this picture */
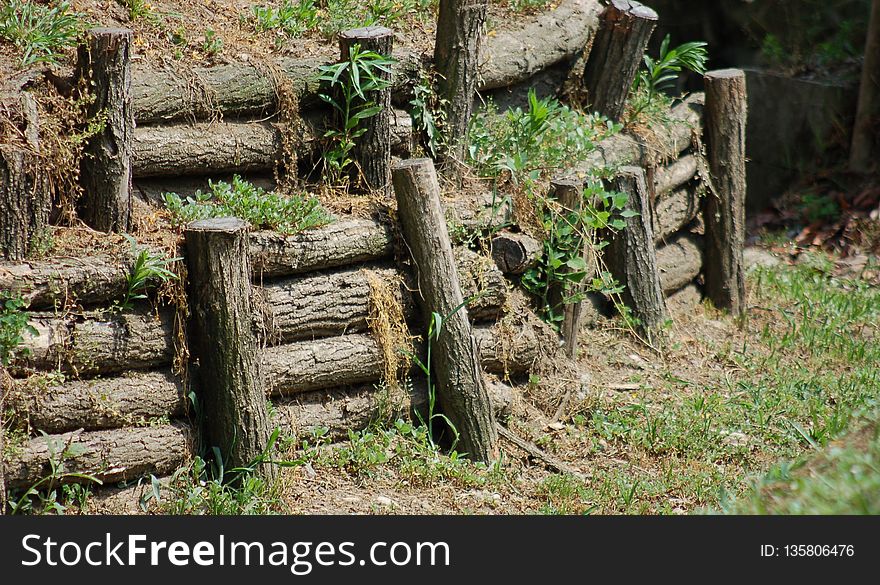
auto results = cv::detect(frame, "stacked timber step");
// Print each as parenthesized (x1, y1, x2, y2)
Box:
(0, 213, 548, 489)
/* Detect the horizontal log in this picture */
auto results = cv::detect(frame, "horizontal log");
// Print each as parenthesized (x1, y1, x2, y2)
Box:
(4, 423, 193, 490)
(665, 283, 703, 311)
(656, 233, 704, 295)
(0, 255, 129, 310)
(10, 308, 175, 378)
(249, 218, 393, 277)
(261, 250, 508, 342)
(558, 93, 704, 180)
(132, 109, 413, 178)
(131, 0, 599, 123)
(10, 249, 507, 376)
(264, 319, 547, 396)
(654, 154, 698, 196)
(654, 184, 701, 243)
(7, 370, 186, 434)
(273, 380, 515, 442)
(491, 231, 542, 275)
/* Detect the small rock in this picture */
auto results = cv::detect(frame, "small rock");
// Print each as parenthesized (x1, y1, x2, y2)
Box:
(375, 495, 394, 507)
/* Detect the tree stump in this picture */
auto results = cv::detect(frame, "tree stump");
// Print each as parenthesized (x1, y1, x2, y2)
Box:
(606, 166, 667, 341)
(703, 69, 747, 315)
(491, 231, 542, 275)
(392, 158, 498, 462)
(1, 93, 50, 261)
(185, 217, 275, 480)
(583, 0, 658, 121)
(339, 26, 394, 194)
(850, 0, 880, 173)
(77, 28, 134, 233)
(435, 0, 489, 163)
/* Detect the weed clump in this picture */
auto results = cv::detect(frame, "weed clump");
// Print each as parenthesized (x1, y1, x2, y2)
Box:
(163, 175, 332, 234)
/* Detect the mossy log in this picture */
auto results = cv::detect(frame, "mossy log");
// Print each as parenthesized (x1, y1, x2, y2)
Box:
(3, 424, 193, 491)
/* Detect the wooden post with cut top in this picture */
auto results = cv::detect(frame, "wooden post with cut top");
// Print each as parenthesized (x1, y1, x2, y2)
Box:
(77, 28, 134, 233)
(185, 217, 275, 480)
(702, 68, 747, 316)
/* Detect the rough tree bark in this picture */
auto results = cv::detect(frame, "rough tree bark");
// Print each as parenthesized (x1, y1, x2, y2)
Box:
(261, 251, 507, 342)
(0, 255, 129, 310)
(8, 370, 186, 434)
(656, 232, 703, 295)
(1, 93, 50, 261)
(653, 154, 698, 196)
(131, 110, 413, 178)
(654, 184, 701, 243)
(249, 218, 393, 277)
(435, 0, 489, 163)
(4, 424, 192, 491)
(702, 69, 747, 315)
(339, 27, 394, 194)
(185, 218, 274, 479)
(606, 167, 667, 341)
(263, 322, 543, 397)
(392, 158, 498, 461)
(582, 0, 658, 121)
(10, 308, 175, 377)
(850, 0, 880, 172)
(77, 28, 134, 233)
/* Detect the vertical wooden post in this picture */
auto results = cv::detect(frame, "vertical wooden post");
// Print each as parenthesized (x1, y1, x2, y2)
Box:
(703, 68, 747, 315)
(1, 93, 50, 261)
(583, 0, 658, 121)
(339, 26, 393, 194)
(850, 0, 880, 173)
(546, 178, 591, 358)
(185, 218, 275, 480)
(77, 28, 133, 233)
(434, 0, 489, 163)
(392, 158, 498, 463)
(606, 166, 667, 341)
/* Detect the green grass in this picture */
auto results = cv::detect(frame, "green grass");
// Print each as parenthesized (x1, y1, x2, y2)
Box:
(0, 0, 84, 68)
(537, 251, 880, 514)
(163, 175, 332, 234)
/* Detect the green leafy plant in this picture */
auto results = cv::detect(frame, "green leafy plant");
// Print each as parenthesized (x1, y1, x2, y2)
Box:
(0, 0, 85, 68)
(409, 69, 448, 158)
(317, 44, 395, 187)
(10, 434, 103, 515)
(628, 35, 708, 121)
(202, 28, 223, 56)
(0, 293, 37, 367)
(118, 0, 158, 22)
(251, 0, 320, 39)
(522, 181, 633, 328)
(120, 235, 180, 311)
(633, 35, 709, 98)
(468, 89, 620, 183)
(163, 175, 332, 233)
(401, 297, 487, 452)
